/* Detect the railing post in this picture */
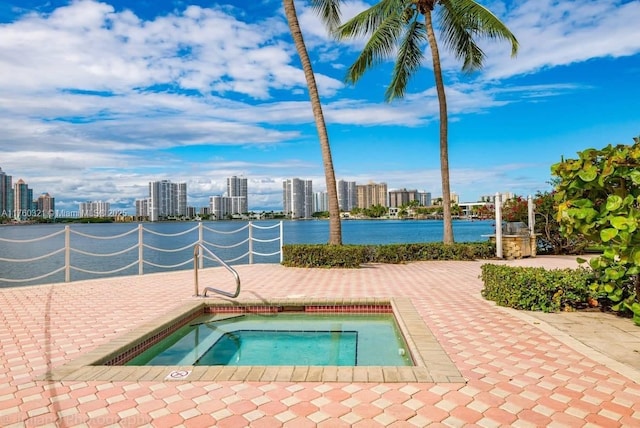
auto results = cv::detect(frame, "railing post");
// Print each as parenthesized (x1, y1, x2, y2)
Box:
(64, 225, 70, 282)
(495, 193, 503, 259)
(138, 224, 144, 275)
(194, 244, 200, 297)
(198, 222, 204, 269)
(527, 195, 535, 236)
(279, 221, 284, 263)
(248, 221, 254, 264)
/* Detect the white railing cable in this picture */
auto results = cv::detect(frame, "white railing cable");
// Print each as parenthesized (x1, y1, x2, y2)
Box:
(70, 244, 138, 257)
(201, 238, 249, 249)
(0, 247, 65, 262)
(251, 250, 281, 257)
(144, 224, 199, 236)
(143, 259, 193, 269)
(250, 223, 280, 230)
(142, 242, 196, 253)
(0, 229, 65, 243)
(202, 223, 249, 234)
(69, 227, 137, 239)
(0, 266, 66, 283)
(251, 236, 280, 243)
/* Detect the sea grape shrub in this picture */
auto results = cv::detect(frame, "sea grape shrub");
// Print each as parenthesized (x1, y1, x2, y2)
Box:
(552, 136, 640, 325)
(533, 191, 590, 255)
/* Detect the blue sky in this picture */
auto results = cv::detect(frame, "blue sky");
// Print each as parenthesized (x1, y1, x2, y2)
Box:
(0, 0, 638, 213)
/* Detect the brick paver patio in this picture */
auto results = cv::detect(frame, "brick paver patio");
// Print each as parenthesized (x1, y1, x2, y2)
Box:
(1, 256, 639, 427)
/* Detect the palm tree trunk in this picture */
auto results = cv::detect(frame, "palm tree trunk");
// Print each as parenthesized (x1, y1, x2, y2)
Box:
(425, 10, 454, 244)
(283, 0, 342, 245)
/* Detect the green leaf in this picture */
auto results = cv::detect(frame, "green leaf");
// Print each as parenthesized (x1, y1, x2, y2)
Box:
(629, 170, 640, 185)
(578, 164, 598, 182)
(603, 248, 617, 259)
(601, 160, 614, 178)
(600, 228, 618, 242)
(605, 195, 623, 211)
(605, 267, 625, 280)
(611, 216, 631, 230)
(572, 199, 594, 208)
(609, 288, 623, 302)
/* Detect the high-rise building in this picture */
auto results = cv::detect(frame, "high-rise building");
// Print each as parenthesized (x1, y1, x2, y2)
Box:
(356, 182, 388, 209)
(13, 179, 34, 220)
(210, 195, 231, 219)
(207, 176, 249, 220)
(388, 188, 419, 208)
(313, 191, 328, 213)
(149, 180, 172, 221)
(227, 176, 248, 214)
(135, 198, 149, 219)
(418, 191, 432, 207)
(79, 201, 110, 218)
(227, 176, 248, 197)
(148, 180, 187, 221)
(283, 178, 313, 219)
(36, 193, 55, 218)
(176, 182, 188, 217)
(0, 167, 13, 217)
(337, 180, 357, 212)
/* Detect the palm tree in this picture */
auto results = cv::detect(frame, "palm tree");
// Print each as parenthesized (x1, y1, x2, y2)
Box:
(283, 0, 343, 245)
(335, 0, 518, 244)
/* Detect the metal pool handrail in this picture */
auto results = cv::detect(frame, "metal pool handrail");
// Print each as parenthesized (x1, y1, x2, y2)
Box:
(193, 243, 241, 298)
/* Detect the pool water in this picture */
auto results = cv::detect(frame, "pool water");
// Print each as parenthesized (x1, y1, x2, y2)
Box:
(126, 313, 413, 366)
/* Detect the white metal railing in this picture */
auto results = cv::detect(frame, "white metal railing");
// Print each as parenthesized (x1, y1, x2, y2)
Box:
(0, 221, 283, 286)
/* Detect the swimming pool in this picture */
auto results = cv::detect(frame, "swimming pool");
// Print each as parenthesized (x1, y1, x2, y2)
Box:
(43, 298, 465, 383)
(125, 313, 413, 366)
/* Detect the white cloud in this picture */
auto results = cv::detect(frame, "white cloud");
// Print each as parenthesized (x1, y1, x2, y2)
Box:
(480, 0, 640, 79)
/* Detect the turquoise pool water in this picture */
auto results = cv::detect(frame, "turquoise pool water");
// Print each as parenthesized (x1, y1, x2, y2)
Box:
(126, 313, 413, 366)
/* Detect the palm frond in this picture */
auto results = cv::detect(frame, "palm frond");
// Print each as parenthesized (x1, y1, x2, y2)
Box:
(335, 0, 402, 39)
(310, 0, 342, 32)
(343, 6, 406, 84)
(386, 19, 426, 101)
(438, 0, 519, 72)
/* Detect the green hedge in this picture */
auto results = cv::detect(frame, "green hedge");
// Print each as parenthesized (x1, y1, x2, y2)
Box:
(480, 264, 595, 312)
(282, 242, 495, 268)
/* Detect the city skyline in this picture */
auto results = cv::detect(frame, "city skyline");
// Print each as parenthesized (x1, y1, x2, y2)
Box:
(0, 1, 638, 213)
(0, 166, 491, 217)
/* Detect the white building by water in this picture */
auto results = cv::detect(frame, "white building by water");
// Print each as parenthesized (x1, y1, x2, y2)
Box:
(283, 178, 313, 219)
